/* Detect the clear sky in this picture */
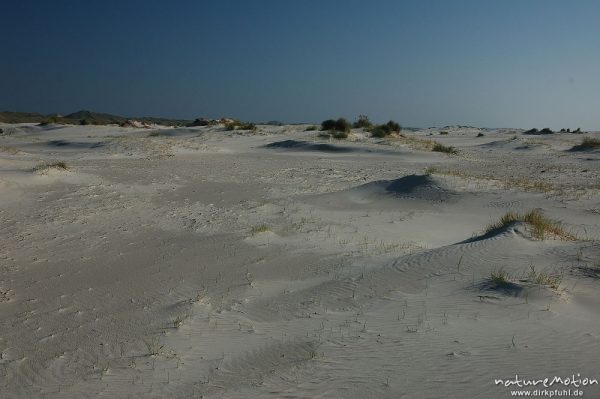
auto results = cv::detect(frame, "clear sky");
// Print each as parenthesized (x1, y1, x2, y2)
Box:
(2, 0, 599, 129)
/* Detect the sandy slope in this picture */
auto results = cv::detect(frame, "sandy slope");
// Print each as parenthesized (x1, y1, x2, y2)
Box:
(1, 123, 599, 398)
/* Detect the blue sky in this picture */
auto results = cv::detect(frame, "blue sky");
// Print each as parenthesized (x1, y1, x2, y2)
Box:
(2, 0, 599, 128)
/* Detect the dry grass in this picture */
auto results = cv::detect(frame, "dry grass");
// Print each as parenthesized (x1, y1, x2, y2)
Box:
(490, 269, 511, 286)
(32, 161, 69, 173)
(571, 137, 600, 151)
(525, 265, 563, 289)
(425, 167, 554, 193)
(431, 142, 458, 154)
(251, 224, 270, 234)
(0, 145, 19, 154)
(485, 210, 576, 240)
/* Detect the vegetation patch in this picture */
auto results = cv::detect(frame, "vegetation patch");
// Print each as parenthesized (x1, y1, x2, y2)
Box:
(321, 118, 351, 139)
(251, 224, 270, 234)
(571, 137, 600, 151)
(370, 120, 401, 138)
(525, 265, 562, 289)
(224, 120, 257, 132)
(431, 142, 458, 154)
(484, 210, 576, 240)
(490, 269, 511, 287)
(33, 161, 69, 173)
(353, 114, 373, 129)
(0, 145, 19, 154)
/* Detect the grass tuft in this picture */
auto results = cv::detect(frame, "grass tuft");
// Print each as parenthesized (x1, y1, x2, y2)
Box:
(431, 142, 458, 154)
(571, 137, 600, 151)
(251, 224, 270, 234)
(0, 145, 19, 154)
(224, 120, 257, 132)
(525, 265, 563, 289)
(484, 210, 576, 240)
(33, 161, 69, 173)
(490, 269, 511, 286)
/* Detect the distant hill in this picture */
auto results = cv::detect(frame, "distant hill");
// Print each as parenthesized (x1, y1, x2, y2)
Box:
(0, 110, 192, 127)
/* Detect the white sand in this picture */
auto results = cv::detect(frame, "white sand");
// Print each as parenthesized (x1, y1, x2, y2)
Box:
(1, 123, 599, 398)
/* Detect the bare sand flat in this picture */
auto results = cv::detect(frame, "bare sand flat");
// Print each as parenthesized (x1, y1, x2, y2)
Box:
(1, 123, 600, 398)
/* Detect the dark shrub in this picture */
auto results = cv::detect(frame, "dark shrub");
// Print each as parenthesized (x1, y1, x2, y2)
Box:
(321, 118, 351, 133)
(189, 118, 210, 127)
(334, 118, 351, 133)
(386, 120, 401, 133)
(80, 119, 90, 126)
(432, 142, 458, 154)
(353, 114, 372, 129)
(371, 124, 392, 138)
(331, 130, 349, 139)
(321, 119, 337, 131)
(238, 122, 256, 131)
(305, 125, 317, 131)
(477, 132, 484, 137)
(570, 137, 600, 151)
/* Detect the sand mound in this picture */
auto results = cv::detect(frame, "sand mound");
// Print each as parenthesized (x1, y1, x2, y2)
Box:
(310, 174, 456, 210)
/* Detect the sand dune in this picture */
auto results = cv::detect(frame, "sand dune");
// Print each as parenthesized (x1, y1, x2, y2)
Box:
(0, 123, 599, 398)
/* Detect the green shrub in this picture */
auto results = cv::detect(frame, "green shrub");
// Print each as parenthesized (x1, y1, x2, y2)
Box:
(305, 125, 317, 131)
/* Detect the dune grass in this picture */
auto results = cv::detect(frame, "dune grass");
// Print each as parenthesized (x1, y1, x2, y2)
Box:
(0, 145, 19, 154)
(525, 265, 562, 289)
(224, 120, 257, 132)
(484, 210, 576, 240)
(33, 161, 69, 173)
(490, 266, 562, 290)
(571, 137, 600, 151)
(490, 269, 511, 287)
(424, 167, 554, 193)
(251, 224, 270, 234)
(431, 142, 458, 154)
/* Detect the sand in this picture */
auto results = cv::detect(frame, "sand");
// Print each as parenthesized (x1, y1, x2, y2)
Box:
(1, 122, 599, 398)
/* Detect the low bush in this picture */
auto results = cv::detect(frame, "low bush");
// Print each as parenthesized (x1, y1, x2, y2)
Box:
(353, 115, 372, 129)
(432, 142, 458, 154)
(571, 137, 600, 151)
